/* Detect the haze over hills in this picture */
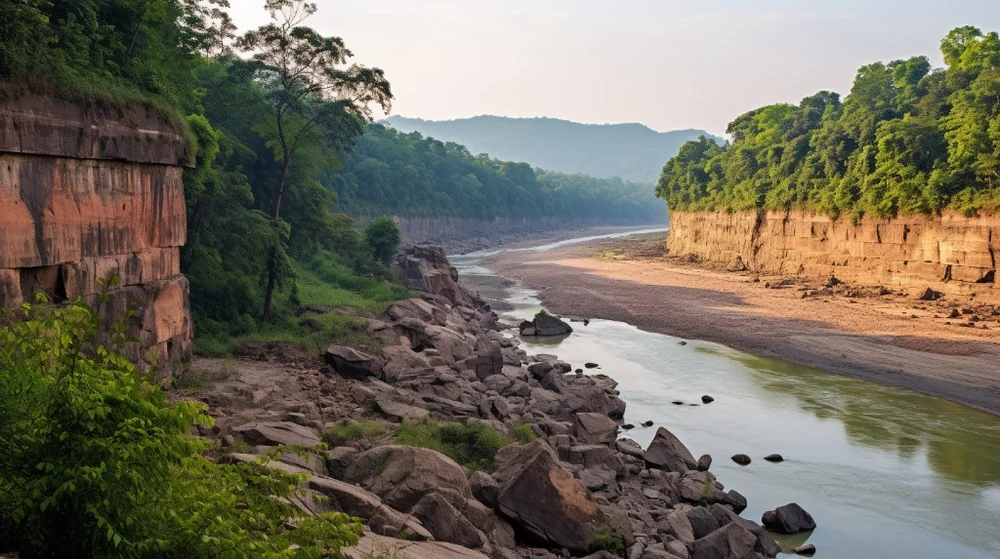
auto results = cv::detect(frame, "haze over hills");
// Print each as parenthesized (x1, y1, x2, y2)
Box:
(384, 115, 719, 183)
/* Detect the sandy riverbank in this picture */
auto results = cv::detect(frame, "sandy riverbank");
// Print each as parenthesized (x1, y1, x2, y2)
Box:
(483, 233, 1000, 416)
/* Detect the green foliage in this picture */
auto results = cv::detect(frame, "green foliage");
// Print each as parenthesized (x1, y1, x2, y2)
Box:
(393, 420, 513, 472)
(591, 523, 626, 557)
(658, 26, 1000, 218)
(0, 299, 362, 558)
(511, 423, 537, 444)
(364, 217, 403, 266)
(322, 420, 387, 447)
(329, 124, 667, 222)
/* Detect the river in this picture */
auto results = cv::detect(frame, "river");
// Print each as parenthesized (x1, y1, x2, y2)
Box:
(451, 230, 1000, 559)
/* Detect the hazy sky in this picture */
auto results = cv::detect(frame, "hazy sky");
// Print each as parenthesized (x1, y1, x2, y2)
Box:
(226, 1, 1000, 136)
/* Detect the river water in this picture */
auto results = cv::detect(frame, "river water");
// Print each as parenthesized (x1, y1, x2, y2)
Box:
(451, 231, 1000, 559)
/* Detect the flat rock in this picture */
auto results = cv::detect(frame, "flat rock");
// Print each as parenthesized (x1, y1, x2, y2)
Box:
(343, 533, 490, 559)
(324, 345, 386, 379)
(574, 412, 619, 445)
(232, 421, 321, 448)
(690, 523, 757, 559)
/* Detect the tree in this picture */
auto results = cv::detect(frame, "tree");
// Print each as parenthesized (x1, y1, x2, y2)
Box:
(364, 217, 402, 266)
(237, 0, 393, 323)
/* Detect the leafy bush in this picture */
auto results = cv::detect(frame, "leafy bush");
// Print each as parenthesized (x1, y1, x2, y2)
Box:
(322, 419, 387, 447)
(591, 523, 626, 556)
(364, 217, 403, 266)
(393, 420, 513, 472)
(0, 299, 362, 558)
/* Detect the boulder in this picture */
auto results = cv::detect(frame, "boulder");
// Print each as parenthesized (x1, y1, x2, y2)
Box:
(233, 421, 321, 448)
(493, 440, 612, 553)
(644, 427, 697, 473)
(686, 507, 721, 539)
(701, 395, 715, 404)
(697, 454, 712, 472)
(726, 256, 747, 272)
(469, 470, 500, 507)
(678, 471, 727, 504)
(574, 412, 619, 445)
(394, 244, 479, 308)
(307, 477, 432, 540)
(521, 313, 574, 337)
(324, 345, 386, 380)
(724, 489, 748, 514)
(342, 445, 472, 511)
(374, 395, 430, 423)
(412, 493, 487, 549)
(761, 503, 816, 534)
(690, 523, 757, 559)
(764, 454, 784, 463)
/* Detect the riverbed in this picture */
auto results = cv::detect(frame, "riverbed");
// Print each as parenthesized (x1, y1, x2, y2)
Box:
(452, 232, 1000, 559)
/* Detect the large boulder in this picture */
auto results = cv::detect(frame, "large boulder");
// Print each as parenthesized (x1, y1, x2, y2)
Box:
(644, 427, 697, 473)
(520, 313, 573, 337)
(412, 493, 487, 549)
(324, 345, 386, 380)
(493, 440, 613, 553)
(678, 471, 728, 504)
(395, 244, 479, 308)
(690, 523, 757, 559)
(232, 421, 321, 448)
(342, 445, 472, 511)
(762, 503, 816, 534)
(574, 412, 619, 445)
(307, 477, 432, 540)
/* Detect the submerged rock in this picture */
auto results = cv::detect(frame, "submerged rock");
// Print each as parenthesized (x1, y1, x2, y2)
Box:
(701, 395, 715, 404)
(794, 543, 817, 556)
(520, 313, 574, 337)
(764, 454, 785, 463)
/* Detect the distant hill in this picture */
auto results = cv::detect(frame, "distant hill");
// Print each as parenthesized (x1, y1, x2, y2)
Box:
(383, 115, 719, 183)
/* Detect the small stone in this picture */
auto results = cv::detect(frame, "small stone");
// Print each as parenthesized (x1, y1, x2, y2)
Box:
(679, 341, 688, 346)
(794, 544, 817, 556)
(764, 454, 784, 463)
(731, 454, 751, 466)
(701, 395, 715, 404)
(697, 454, 712, 471)
(672, 401, 685, 406)
(642, 421, 654, 428)
(622, 424, 635, 430)
(585, 363, 600, 369)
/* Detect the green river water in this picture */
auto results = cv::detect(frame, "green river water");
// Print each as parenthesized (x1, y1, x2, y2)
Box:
(452, 231, 1000, 559)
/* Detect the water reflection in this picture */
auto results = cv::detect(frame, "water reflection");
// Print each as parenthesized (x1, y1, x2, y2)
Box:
(729, 351, 1000, 489)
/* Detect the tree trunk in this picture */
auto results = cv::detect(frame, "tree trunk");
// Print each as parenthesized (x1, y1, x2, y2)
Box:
(261, 156, 292, 324)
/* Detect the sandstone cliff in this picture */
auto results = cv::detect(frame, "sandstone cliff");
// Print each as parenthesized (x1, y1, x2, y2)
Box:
(0, 92, 193, 377)
(668, 210, 999, 302)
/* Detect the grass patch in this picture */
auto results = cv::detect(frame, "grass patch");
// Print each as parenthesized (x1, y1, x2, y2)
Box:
(393, 420, 513, 472)
(322, 419, 387, 447)
(511, 423, 537, 444)
(536, 308, 558, 319)
(193, 254, 408, 359)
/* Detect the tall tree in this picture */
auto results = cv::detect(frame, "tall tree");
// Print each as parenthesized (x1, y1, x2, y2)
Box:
(236, 0, 393, 323)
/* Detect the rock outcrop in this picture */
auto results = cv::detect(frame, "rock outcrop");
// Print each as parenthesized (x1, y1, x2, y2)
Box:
(668, 210, 1000, 303)
(207, 244, 784, 559)
(0, 92, 193, 377)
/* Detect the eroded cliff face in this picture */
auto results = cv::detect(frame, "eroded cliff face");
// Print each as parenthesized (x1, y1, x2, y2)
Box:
(0, 92, 193, 378)
(668, 210, 999, 302)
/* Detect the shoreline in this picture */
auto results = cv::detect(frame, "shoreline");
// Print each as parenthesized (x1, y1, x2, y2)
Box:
(481, 233, 1000, 417)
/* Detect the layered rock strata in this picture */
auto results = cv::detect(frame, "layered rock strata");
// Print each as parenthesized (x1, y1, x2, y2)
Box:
(668, 210, 1000, 302)
(0, 92, 193, 377)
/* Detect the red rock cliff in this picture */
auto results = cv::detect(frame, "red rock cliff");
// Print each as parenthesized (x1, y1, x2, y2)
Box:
(668, 210, 999, 302)
(0, 93, 193, 377)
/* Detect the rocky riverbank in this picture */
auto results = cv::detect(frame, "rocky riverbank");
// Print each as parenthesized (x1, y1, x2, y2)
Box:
(183, 245, 800, 559)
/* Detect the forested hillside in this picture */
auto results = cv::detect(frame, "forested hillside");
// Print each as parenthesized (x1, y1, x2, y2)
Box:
(385, 115, 714, 183)
(328, 124, 666, 222)
(658, 27, 1000, 219)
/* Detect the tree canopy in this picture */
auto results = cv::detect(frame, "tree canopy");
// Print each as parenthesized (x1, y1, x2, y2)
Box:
(657, 26, 1000, 219)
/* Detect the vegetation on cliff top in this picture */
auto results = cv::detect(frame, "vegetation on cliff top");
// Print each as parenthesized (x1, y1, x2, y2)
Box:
(658, 26, 1000, 219)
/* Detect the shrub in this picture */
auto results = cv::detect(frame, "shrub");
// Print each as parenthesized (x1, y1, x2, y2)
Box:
(394, 420, 512, 472)
(591, 523, 626, 557)
(511, 422, 537, 444)
(363, 217, 403, 266)
(0, 298, 362, 558)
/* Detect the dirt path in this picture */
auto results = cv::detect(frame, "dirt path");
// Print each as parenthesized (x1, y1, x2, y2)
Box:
(484, 235, 1000, 416)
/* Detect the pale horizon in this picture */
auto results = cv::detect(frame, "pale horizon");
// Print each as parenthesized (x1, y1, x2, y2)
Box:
(227, 1, 1000, 137)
